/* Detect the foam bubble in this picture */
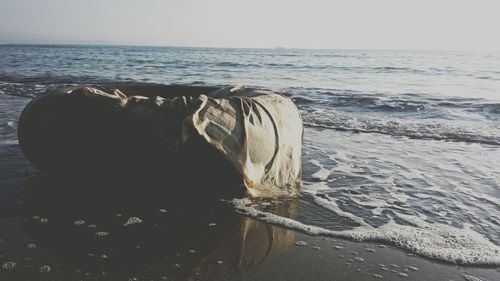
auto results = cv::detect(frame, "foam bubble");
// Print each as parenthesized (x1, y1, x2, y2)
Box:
(73, 220, 85, 226)
(295, 241, 307, 246)
(39, 265, 51, 273)
(123, 217, 143, 226)
(2, 261, 16, 270)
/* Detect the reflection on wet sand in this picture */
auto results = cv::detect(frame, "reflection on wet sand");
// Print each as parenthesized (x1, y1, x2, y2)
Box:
(186, 205, 297, 281)
(6, 175, 297, 280)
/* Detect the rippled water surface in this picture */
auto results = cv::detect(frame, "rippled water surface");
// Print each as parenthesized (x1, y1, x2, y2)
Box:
(1, 45, 500, 266)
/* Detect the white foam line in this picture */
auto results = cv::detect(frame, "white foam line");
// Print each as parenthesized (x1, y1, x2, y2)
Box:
(314, 194, 370, 227)
(302, 182, 370, 227)
(230, 199, 500, 265)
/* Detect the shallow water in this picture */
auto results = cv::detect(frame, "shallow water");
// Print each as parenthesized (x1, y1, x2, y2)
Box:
(1, 45, 500, 267)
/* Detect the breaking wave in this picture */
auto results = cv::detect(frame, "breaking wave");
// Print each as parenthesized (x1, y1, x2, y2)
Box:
(302, 114, 500, 146)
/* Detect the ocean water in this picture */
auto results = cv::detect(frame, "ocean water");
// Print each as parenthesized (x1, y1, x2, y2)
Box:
(1, 45, 500, 266)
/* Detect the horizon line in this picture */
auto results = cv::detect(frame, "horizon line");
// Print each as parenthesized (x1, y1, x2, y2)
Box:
(0, 41, 497, 53)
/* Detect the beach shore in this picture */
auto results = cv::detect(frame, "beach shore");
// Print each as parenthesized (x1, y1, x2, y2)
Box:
(0, 167, 499, 281)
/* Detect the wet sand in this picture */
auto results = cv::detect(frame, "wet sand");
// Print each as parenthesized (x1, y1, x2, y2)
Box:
(0, 167, 499, 281)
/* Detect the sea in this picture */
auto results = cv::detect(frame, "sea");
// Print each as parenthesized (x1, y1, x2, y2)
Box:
(1, 44, 500, 266)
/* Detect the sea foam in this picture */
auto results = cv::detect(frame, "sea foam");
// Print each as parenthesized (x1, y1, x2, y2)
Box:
(230, 198, 500, 265)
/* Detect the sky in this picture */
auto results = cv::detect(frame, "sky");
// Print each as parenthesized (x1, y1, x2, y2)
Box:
(1, 0, 499, 51)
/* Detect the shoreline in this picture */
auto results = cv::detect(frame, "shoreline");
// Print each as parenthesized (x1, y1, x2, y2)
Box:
(0, 174, 499, 280)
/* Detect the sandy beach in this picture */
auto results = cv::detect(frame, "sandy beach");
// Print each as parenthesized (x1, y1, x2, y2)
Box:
(0, 162, 499, 280)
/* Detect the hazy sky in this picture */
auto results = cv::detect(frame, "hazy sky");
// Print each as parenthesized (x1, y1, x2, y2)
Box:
(1, 0, 499, 50)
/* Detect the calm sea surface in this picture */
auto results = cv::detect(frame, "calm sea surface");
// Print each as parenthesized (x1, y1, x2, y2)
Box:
(1, 45, 500, 265)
